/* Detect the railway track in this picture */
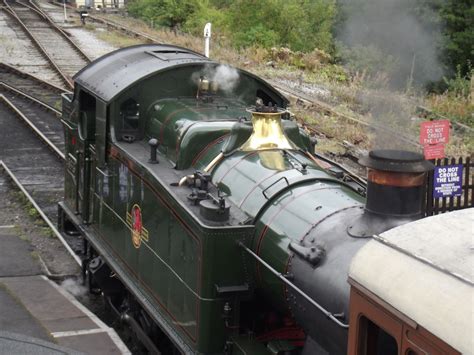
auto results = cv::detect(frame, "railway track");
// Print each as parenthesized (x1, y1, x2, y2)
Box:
(0, 89, 90, 261)
(269, 81, 423, 148)
(0, 62, 67, 108)
(0, 94, 64, 218)
(87, 13, 161, 43)
(2, 0, 91, 88)
(0, 83, 65, 152)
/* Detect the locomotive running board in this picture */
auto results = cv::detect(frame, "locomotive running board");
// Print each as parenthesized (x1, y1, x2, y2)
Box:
(57, 201, 195, 353)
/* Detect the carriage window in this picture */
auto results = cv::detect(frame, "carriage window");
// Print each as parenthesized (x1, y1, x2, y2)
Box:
(358, 316, 398, 355)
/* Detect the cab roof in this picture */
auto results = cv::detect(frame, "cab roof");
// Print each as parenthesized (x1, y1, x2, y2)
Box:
(73, 44, 288, 105)
(73, 44, 211, 102)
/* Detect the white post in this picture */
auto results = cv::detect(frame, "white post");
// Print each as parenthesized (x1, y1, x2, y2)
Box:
(204, 23, 211, 58)
(63, 0, 67, 23)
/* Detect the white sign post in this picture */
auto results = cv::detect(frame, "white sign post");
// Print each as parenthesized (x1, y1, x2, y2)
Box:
(204, 23, 211, 58)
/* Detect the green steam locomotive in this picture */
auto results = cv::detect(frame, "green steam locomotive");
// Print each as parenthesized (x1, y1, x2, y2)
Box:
(59, 45, 444, 354)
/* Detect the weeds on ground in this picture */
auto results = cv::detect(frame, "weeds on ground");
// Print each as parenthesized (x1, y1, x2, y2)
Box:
(10, 190, 55, 238)
(427, 93, 473, 128)
(95, 30, 142, 48)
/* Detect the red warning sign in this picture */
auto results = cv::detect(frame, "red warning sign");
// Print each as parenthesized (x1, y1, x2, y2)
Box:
(424, 144, 445, 160)
(420, 120, 450, 146)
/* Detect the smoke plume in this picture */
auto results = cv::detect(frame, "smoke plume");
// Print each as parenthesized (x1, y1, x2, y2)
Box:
(336, 0, 445, 149)
(192, 65, 240, 94)
(338, 0, 444, 88)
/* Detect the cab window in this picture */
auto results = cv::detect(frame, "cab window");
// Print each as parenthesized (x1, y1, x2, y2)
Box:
(118, 98, 140, 142)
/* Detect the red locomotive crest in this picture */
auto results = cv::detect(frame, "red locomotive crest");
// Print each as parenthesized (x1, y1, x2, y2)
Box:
(131, 205, 142, 248)
(126, 204, 149, 248)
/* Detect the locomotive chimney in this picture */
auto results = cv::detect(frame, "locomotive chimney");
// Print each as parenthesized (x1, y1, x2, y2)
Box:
(348, 149, 434, 237)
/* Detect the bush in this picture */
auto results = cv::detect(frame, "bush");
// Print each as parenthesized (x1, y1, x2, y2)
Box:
(127, 0, 337, 54)
(336, 44, 398, 87)
(428, 93, 474, 127)
(182, 2, 226, 35)
(443, 62, 473, 98)
(128, 0, 199, 28)
(224, 0, 336, 53)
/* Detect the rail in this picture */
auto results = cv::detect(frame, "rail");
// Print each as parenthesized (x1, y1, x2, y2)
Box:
(0, 94, 65, 160)
(0, 160, 81, 265)
(27, 0, 93, 64)
(0, 81, 61, 114)
(2, 0, 91, 88)
(0, 62, 69, 94)
(273, 82, 421, 149)
(1, 1, 73, 88)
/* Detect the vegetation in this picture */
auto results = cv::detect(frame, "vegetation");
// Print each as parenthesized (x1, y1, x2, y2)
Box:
(126, 0, 471, 78)
(128, 0, 337, 53)
(121, 0, 472, 147)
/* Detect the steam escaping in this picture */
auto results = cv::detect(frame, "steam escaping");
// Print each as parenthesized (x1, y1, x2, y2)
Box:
(211, 65, 240, 92)
(61, 278, 87, 298)
(192, 64, 240, 94)
(336, 0, 445, 150)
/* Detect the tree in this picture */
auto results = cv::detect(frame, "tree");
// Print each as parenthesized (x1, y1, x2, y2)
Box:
(439, 0, 473, 77)
(224, 0, 336, 53)
(128, 0, 199, 28)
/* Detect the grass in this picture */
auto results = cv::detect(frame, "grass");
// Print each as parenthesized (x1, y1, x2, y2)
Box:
(28, 207, 39, 219)
(54, 100, 62, 111)
(40, 226, 54, 238)
(95, 29, 143, 48)
(10, 190, 55, 238)
(426, 93, 474, 128)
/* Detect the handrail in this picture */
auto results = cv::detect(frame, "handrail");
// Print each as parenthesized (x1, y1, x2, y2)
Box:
(238, 242, 349, 328)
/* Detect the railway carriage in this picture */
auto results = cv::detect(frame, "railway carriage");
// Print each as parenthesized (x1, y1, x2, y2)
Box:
(348, 208, 473, 355)
(58, 44, 472, 354)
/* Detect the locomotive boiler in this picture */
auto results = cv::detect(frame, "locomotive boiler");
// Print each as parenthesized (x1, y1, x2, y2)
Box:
(58, 44, 435, 354)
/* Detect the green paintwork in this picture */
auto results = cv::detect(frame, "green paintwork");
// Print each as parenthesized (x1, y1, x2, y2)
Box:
(144, 98, 245, 168)
(91, 147, 254, 352)
(197, 150, 365, 312)
(61, 60, 291, 354)
(61, 54, 366, 354)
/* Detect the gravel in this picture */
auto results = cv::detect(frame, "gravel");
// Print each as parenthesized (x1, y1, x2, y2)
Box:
(0, 12, 63, 86)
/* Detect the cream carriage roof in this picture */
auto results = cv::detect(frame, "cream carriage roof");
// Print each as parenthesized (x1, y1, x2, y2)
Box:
(349, 208, 473, 354)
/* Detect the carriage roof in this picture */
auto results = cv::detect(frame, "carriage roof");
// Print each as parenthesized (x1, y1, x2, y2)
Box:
(349, 208, 473, 354)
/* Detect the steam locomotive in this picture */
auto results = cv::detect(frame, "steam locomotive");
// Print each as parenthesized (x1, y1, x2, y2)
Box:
(58, 44, 469, 354)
